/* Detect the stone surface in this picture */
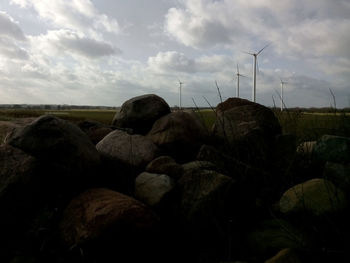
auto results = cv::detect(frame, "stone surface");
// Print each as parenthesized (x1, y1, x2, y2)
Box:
(96, 129, 160, 170)
(60, 188, 160, 261)
(0, 145, 43, 257)
(279, 178, 347, 216)
(6, 115, 100, 180)
(212, 98, 281, 145)
(135, 172, 175, 207)
(145, 155, 183, 179)
(324, 161, 350, 190)
(112, 94, 170, 135)
(182, 160, 217, 173)
(177, 169, 236, 233)
(147, 111, 208, 162)
(264, 248, 301, 263)
(313, 135, 350, 163)
(77, 120, 113, 145)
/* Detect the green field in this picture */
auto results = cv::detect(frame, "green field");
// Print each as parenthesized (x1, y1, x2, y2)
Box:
(194, 109, 350, 143)
(0, 109, 116, 124)
(1, 108, 350, 145)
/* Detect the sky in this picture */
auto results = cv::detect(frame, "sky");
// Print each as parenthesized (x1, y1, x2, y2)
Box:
(0, 0, 349, 108)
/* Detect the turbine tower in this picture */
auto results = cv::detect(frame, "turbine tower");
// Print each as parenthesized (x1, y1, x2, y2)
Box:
(280, 78, 288, 111)
(236, 64, 247, 98)
(177, 78, 184, 110)
(244, 44, 269, 102)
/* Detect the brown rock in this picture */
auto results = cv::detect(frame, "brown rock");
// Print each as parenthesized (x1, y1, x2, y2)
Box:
(212, 98, 281, 144)
(60, 188, 160, 261)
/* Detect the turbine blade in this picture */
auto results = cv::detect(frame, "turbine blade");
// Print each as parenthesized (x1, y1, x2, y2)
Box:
(243, 51, 254, 56)
(237, 63, 239, 74)
(257, 44, 269, 55)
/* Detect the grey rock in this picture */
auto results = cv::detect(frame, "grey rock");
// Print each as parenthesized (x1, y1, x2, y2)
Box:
(135, 172, 175, 207)
(96, 129, 160, 170)
(145, 156, 183, 179)
(112, 94, 170, 135)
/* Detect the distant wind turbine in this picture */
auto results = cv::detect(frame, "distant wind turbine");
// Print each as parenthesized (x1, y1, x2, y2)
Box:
(236, 64, 248, 98)
(280, 78, 288, 111)
(177, 78, 184, 109)
(244, 44, 269, 102)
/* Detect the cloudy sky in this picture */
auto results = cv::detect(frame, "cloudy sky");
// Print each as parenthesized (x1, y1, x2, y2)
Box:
(0, 0, 349, 108)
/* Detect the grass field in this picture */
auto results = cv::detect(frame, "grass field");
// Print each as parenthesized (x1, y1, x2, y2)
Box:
(1, 108, 350, 145)
(0, 109, 116, 124)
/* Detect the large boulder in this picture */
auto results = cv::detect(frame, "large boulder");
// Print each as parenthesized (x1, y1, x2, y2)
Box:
(212, 98, 281, 164)
(0, 145, 43, 257)
(96, 129, 160, 170)
(77, 120, 113, 145)
(5, 115, 100, 191)
(112, 94, 171, 135)
(60, 188, 160, 262)
(135, 172, 175, 207)
(324, 162, 350, 190)
(175, 169, 237, 260)
(313, 135, 350, 163)
(145, 156, 184, 180)
(147, 111, 208, 162)
(279, 178, 347, 216)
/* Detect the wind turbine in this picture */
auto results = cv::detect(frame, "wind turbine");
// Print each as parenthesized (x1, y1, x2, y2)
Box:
(177, 78, 184, 109)
(235, 64, 248, 98)
(244, 44, 269, 102)
(280, 78, 288, 111)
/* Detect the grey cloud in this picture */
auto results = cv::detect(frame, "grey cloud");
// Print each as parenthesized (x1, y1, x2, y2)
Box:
(0, 11, 26, 41)
(59, 35, 119, 58)
(148, 51, 196, 73)
(0, 37, 29, 60)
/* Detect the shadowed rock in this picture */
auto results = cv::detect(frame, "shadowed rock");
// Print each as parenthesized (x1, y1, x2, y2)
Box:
(112, 94, 170, 135)
(279, 178, 347, 216)
(147, 111, 208, 162)
(213, 98, 281, 144)
(60, 188, 160, 262)
(6, 115, 100, 182)
(145, 155, 184, 180)
(77, 120, 113, 145)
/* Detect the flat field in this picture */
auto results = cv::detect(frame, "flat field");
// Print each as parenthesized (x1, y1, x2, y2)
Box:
(1, 108, 350, 145)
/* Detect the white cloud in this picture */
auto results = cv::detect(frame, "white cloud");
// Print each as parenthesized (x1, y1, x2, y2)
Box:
(10, 0, 120, 35)
(148, 51, 234, 73)
(30, 29, 119, 59)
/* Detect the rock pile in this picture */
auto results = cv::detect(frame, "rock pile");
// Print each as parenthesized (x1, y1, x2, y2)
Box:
(0, 94, 349, 263)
